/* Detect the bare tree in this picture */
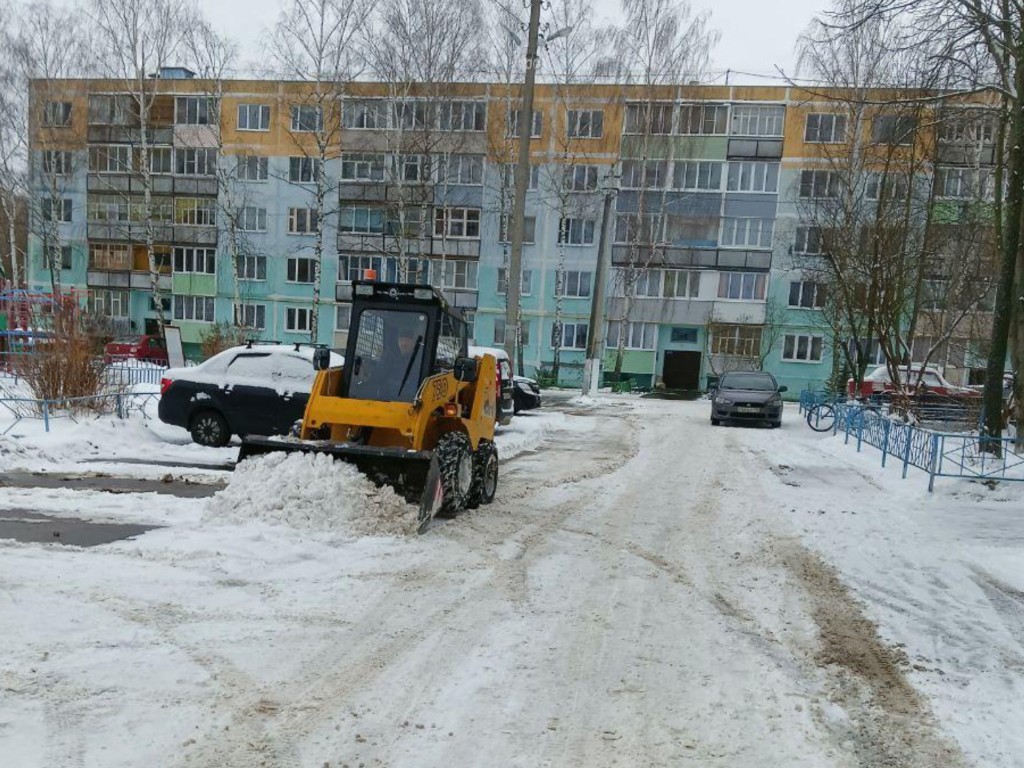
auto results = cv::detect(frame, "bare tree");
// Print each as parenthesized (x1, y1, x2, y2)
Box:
(266, 0, 372, 343)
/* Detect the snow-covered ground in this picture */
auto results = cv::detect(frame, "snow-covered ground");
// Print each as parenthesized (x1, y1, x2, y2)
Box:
(0, 395, 1022, 766)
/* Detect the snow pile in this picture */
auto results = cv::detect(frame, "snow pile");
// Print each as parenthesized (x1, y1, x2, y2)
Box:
(206, 451, 418, 537)
(568, 394, 598, 407)
(494, 411, 568, 459)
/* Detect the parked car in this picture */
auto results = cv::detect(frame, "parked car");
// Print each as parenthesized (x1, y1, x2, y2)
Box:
(104, 334, 169, 365)
(469, 345, 514, 425)
(710, 371, 787, 428)
(158, 344, 343, 446)
(513, 375, 542, 413)
(847, 365, 978, 399)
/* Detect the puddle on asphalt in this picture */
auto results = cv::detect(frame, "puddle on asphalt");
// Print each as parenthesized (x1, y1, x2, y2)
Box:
(0, 510, 158, 547)
(0, 472, 224, 497)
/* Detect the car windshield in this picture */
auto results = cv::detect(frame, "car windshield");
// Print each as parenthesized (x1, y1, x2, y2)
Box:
(113, 336, 142, 344)
(348, 308, 429, 402)
(720, 373, 776, 391)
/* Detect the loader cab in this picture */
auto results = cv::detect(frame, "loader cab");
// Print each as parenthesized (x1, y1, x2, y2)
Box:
(342, 281, 468, 403)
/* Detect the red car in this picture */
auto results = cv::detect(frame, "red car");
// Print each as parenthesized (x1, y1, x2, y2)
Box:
(103, 334, 169, 365)
(847, 366, 978, 398)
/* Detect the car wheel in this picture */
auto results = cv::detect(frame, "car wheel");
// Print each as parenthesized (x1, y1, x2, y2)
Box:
(190, 410, 230, 447)
(770, 420, 782, 429)
(436, 432, 473, 517)
(711, 418, 721, 426)
(466, 440, 498, 509)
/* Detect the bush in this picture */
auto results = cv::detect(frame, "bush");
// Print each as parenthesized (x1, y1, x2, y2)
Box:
(15, 305, 108, 403)
(199, 322, 249, 359)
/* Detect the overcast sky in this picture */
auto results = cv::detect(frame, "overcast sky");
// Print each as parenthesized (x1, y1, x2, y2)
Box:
(199, 0, 831, 84)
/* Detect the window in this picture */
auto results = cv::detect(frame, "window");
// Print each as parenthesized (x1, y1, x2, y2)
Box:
(173, 295, 215, 322)
(565, 164, 600, 192)
(287, 257, 315, 283)
(237, 206, 267, 232)
(718, 272, 767, 300)
(89, 145, 131, 173)
(672, 161, 721, 190)
(88, 95, 133, 125)
(497, 268, 532, 296)
(340, 153, 385, 182)
(43, 101, 72, 127)
(291, 105, 322, 132)
(608, 321, 656, 350)
(394, 154, 425, 182)
(499, 214, 536, 244)
(671, 327, 698, 344)
(866, 173, 909, 201)
(288, 208, 319, 234)
(500, 163, 540, 191)
(677, 103, 729, 135)
(558, 218, 596, 246)
(491, 317, 529, 347)
(234, 303, 266, 330)
(726, 162, 779, 193)
(289, 156, 322, 183)
(625, 103, 673, 135)
(799, 169, 841, 199)
(173, 247, 216, 274)
(507, 109, 542, 138)
(236, 254, 266, 280)
(663, 270, 699, 299)
(553, 322, 588, 350)
(43, 244, 73, 270)
(335, 303, 352, 331)
(939, 114, 994, 144)
(338, 255, 384, 282)
(41, 198, 72, 222)
(794, 225, 823, 255)
(89, 242, 131, 270)
(175, 148, 217, 176)
(720, 217, 774, 248)
(632, 269, 662, 298)
(338, 206, 383, 234)
(712, 324, 762, 356)
(557, 270, 592, 298)
(567, 109, 603, 138)
(788, 280, 826, 309)
(236, 155, 268, 181)
(804, 113, 847, 143)
(783, 333, 824, 362)
(175, 198, 216, 226)
(42, 150, 73, 176)
(90, 289, 129, 317)
(936, 167, 993, 200)
(921, 279, 947, 310)
(237, 103, 270, 131)
(432, 260, 478, 290)
(615, 213, 663, 244)
(872, 115, 916, 145)
(730, 105, 785, 136)
(622, 159, 668, 190)
(343, 100, 388, 129)
(439, 101, 486, 131)
(395, 101, 429, 129)
(434, 207, 480, 238)
(175, 97, 214, 125)
(437, 154, 484, 185)
(285, 307, 312, 332)
(385, 207, 425, 238)
(150, 147, 172, 174)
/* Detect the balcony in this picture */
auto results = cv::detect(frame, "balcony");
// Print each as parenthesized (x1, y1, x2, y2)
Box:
(337, 232, 480, 258)
(87, 222, 175, 242)
(611, 244, 771, 271)
(87, 126, 174, 145)
(727, 138, 783, 160)
(88, 173, 217, 196)
(87, 269, 171, 291)
(173, 225, 218, 246)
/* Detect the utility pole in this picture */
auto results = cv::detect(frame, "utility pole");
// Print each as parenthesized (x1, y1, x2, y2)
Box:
(503, 0, 542, 369)
(582, 176, 618, 396)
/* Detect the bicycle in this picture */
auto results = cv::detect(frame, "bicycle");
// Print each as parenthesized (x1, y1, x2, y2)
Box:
(805, 399, 838, 432)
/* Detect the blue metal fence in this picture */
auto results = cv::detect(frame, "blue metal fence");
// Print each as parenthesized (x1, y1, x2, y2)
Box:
(0, 391, 160, 434)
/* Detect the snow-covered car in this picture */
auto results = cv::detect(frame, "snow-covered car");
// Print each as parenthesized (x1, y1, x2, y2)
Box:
(158, 344, 343, 446)
(469, 345, 514, 426)
(847, 365, 978, 399)
(512, 375, 541, 413)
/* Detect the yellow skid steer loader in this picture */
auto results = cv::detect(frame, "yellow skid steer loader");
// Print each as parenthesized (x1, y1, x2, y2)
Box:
(238, 280, 500, 532)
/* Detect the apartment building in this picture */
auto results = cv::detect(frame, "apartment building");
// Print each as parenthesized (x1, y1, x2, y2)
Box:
(26, 72, 997, 391)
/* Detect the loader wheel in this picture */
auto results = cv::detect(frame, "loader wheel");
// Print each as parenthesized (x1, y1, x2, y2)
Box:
(466, 440, 498, 509)
(436, 432, 473, 517)
(190, 410, 230, 447)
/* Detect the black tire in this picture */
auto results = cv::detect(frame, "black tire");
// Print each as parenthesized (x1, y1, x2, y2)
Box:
(190, 409, 230, 447)
(805, 403, 836, 432)
(467, 440, 498, 509)
(711, 418, 721, 426)
(770, 420, 782, 429)
(436, 432, 474, 517)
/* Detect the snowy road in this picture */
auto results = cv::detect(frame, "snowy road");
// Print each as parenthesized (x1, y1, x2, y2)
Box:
(1, 398, 1022, 766)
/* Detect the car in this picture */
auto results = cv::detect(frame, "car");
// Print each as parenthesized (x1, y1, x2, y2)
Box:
(103, 334, 169, 365)
(710, 371, 787, 428)
(847, 365, 977, 399)
(158, 344, 343, 446)
(512, 375, 541, 413)
(469, 345, 515, 425)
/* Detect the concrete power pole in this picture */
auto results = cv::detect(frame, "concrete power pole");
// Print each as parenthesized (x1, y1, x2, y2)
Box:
(503, 0, 542, 370)
(582, 179, 618, 396)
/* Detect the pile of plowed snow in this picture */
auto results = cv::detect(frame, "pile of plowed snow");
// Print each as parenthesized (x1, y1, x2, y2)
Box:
(206, 451, 418, 536)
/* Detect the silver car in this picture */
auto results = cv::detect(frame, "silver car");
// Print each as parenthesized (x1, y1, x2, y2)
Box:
(710, 371, 787, 428)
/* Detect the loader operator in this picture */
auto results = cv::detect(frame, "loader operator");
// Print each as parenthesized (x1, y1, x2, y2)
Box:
(372, 311, 427, 402)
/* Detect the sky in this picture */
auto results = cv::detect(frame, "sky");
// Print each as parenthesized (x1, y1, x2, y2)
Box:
(199, 0, 832, 84)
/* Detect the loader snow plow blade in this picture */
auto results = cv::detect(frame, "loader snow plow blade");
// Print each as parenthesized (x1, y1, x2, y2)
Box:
(238, 437, 444, 533)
